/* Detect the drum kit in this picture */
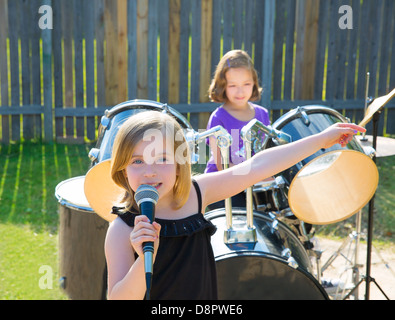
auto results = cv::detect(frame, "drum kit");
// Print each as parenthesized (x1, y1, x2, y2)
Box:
(55, 84, 395, 299)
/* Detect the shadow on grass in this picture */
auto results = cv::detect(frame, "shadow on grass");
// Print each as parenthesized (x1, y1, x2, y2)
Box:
(0, 142, 94, 234)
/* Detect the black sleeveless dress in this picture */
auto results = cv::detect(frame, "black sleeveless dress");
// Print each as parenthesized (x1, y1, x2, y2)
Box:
(111, 179, 218, 300)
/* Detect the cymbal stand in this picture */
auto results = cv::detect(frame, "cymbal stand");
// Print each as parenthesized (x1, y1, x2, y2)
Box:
(319, 73, 372, 299)
(344, 108, 390, 300)
(319, 210, 363, 299)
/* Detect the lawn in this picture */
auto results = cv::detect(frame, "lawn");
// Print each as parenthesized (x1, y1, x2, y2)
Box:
(0, 142, 92, 299)
(0, 141, 394, 299)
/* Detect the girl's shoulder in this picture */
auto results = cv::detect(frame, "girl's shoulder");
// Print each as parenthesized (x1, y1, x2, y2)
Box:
(250, 103, 269, 113)
(107, 215, 134, 233)
(105, 216, 133, 253)
(209, 105, 226, 118)
(250, 103, 270, 123)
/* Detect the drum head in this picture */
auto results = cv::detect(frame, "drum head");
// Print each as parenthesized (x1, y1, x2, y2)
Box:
(288, 150, 379, 225)
(55, 176, 93, 212)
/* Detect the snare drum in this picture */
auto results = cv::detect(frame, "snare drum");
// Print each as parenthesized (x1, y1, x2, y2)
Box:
(205, 208, 328, 300)
(267, 106, 378, 225)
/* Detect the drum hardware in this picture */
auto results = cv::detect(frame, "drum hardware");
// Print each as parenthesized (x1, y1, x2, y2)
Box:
(241, 119, 317, 246)
(295, 106, 311, 126)
(241, 119, 293, 236)
(345, 84, 395, 300)
(193, 125, 257, 245)
(319, 210, 364, 300)
(281, 248, 299, 269)
(241, 118, 292, 149)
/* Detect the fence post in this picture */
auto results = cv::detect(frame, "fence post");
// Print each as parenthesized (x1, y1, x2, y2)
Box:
(42, 0, 53, 142)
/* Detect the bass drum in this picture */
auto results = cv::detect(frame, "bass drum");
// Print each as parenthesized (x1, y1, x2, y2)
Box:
(267, 105, 378, 225)
(205, 208, 328, 300)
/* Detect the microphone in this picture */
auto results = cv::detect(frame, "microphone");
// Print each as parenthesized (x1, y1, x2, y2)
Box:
(134, 184, 159, 300)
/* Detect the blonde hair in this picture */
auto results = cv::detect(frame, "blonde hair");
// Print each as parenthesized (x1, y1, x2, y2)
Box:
(208, 49, 262, 103)
(110, 111, 192, 212)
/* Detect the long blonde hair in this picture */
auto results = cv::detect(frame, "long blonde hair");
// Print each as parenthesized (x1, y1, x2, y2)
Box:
(110, 111, 192, 212)
(208, 49, 262, 103)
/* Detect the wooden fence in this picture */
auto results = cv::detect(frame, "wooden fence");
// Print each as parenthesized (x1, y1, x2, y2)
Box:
(0, 0, 394, 144)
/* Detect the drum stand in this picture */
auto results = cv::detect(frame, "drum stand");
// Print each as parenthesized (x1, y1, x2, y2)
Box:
(320, 210, 363, 299)
(342, 108, 390, 300)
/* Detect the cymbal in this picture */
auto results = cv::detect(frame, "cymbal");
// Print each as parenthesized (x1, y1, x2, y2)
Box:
(357, 135, 395, 157)
(359, 88, 395, 127)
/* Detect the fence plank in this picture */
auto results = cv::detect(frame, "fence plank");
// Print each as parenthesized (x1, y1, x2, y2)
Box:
(127, 0, 137, 100)
(8, 0, 20, 141)
(53, 0, 64, 138)
(62, 0, 74, 137)
(0, 0, 9, 143)
(283, 0, 296, 102)
(42, 0, 53, 142)
(31, 0, 42, 139)
(273, 0, 285, 102)
(104, 0, 119, 104)
(117, 0, 128, 102)
(260, 0, 275, 109)
(222, 0, 232, 54)
(20, 0, 34, 140)
(96, 0, 106, 105)
(168, 0, 180, 104)
(210, 0, 222, 75)
(198, 0, 212, 129)
(84, 0, 96, 140)
(147, 0, 158, 101)
(74, 0, 84, 138)
(243, 0, 254, 57)
(294, 0, 320, 100)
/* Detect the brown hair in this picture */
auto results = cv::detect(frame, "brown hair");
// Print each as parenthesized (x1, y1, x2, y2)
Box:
(208, 49, 262, 103)
(110, 111, 192, 211)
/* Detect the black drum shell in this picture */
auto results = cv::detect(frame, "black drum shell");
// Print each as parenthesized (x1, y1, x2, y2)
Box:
(205, 208, 328, 300)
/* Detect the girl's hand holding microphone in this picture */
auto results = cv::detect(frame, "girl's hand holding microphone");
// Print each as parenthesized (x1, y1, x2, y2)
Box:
(130, 215, 161, 261)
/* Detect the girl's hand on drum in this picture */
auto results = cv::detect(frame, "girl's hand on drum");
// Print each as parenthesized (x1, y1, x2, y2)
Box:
(130, 215, 161, 260)
(320, 123, 366, 149)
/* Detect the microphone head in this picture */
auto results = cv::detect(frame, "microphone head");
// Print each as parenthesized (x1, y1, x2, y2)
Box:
(134, 184, 159, 206)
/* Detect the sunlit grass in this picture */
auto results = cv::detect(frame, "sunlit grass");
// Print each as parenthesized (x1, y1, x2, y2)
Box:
(0, 142, 92, 299)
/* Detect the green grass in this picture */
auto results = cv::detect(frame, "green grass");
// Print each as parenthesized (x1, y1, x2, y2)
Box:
(0, 141, 394, 299)
(0, 142, 93, 300)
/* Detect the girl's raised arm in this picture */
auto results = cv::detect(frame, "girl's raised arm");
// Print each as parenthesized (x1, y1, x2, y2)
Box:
(197, 123, 365, 208)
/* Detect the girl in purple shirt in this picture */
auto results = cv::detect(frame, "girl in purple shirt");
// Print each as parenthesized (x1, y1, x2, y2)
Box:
(205, 50, 270, 209)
